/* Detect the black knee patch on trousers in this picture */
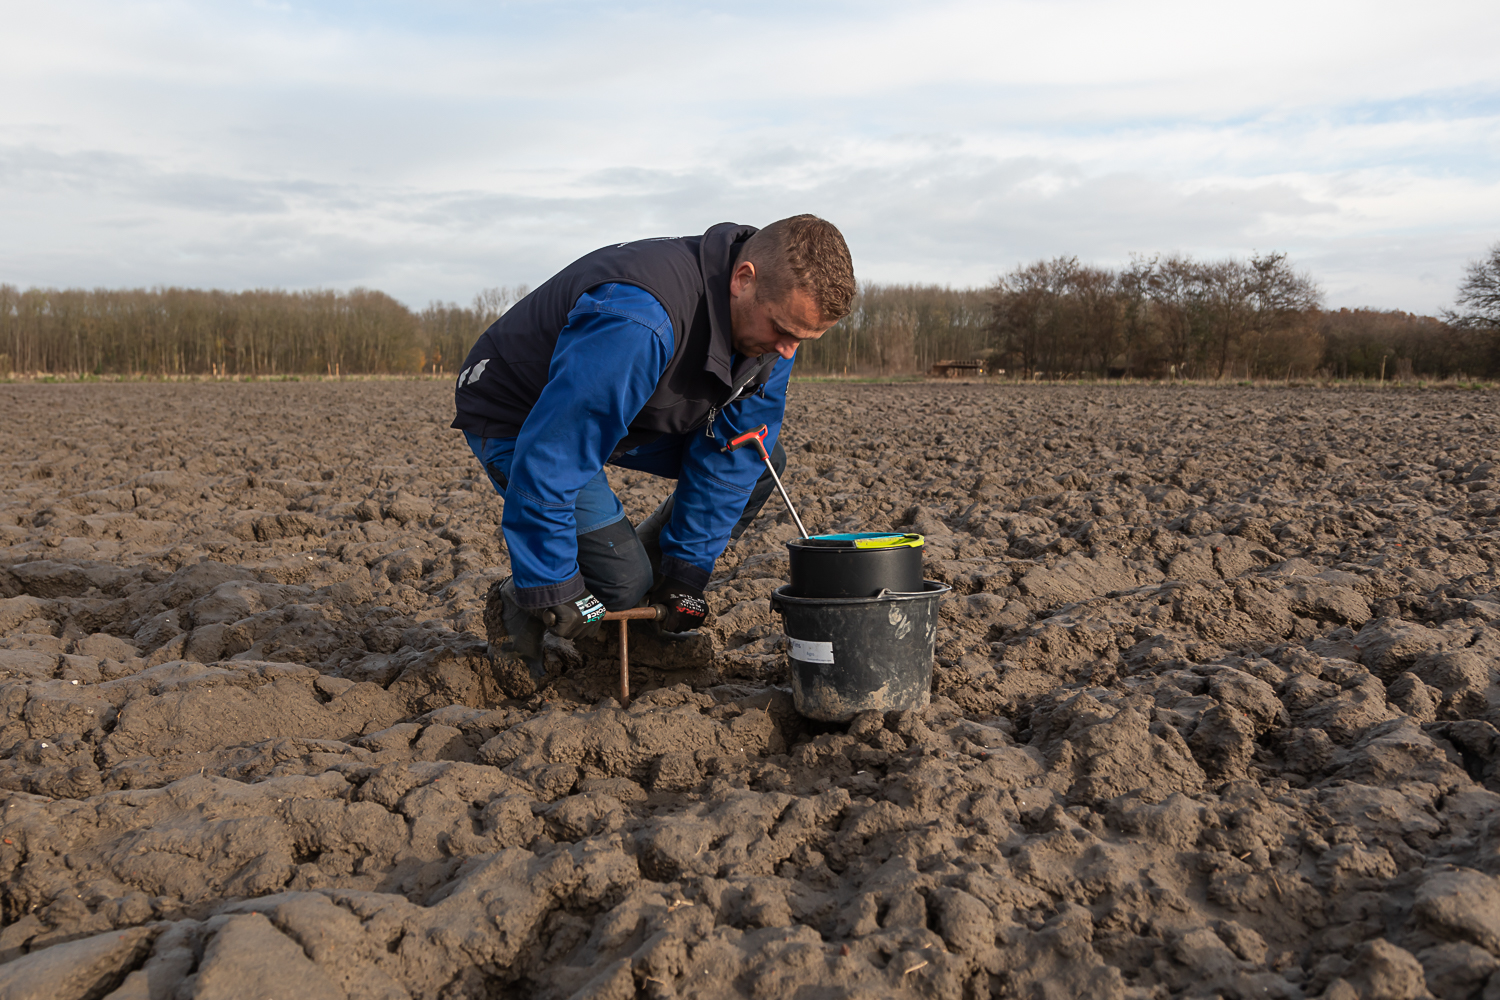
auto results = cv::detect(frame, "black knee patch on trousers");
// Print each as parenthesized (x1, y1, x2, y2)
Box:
(575, 517, 654, 611)
(634, 496, 673, 584)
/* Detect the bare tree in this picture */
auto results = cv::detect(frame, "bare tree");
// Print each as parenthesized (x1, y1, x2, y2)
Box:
(1456, 244, 1500, 323)
(1440, 245, 1500, 374)
(1146, 255, 1211, 377)
(868, 304, 915, 374)
(1241, 252, 1322, 376)
(799, 283, 988, 375)
(1115, 256, 1157, 376)
(990, 257, 1082, 376)
(473, 285, 530, 329)
(1446, 242, 1500, 373)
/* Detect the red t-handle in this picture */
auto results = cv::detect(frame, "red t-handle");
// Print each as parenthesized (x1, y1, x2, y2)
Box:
(720, 421, 808, 538)
(724, 424, 770, 459)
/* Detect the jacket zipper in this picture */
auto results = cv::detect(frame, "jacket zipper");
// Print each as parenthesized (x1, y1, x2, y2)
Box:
(707, 356, 775, 439)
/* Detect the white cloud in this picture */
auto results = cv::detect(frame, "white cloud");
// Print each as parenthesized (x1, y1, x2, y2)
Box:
(2, 0, 1498, 314)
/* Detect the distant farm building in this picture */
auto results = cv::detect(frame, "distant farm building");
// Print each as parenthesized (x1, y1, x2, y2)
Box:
(928, 359, 988, 378)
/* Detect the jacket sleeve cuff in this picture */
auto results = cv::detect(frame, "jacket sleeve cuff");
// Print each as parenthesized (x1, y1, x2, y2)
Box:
(659, 556, 711, 592)
(513, 572, 587, 610)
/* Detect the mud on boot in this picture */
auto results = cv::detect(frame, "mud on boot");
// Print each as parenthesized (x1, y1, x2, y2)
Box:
(483, 577, 552, 698)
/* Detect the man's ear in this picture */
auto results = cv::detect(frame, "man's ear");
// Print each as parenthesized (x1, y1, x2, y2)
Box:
(729, 260, 757, 299)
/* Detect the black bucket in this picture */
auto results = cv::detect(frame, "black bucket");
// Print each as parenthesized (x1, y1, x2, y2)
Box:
(770, 581, 950, 721)
(785, 533, 924, 598)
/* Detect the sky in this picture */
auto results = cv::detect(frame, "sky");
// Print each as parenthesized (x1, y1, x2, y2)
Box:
(2, 0, 1498, 313)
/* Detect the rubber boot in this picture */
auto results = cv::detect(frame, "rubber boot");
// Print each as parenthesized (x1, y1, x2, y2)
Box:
(482, 577, 548, 698)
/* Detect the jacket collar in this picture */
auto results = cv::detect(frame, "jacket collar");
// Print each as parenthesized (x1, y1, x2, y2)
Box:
(700, 222, 758, 386)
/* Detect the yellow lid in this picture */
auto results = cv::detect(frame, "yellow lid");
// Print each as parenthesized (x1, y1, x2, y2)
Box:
(849, 533, 925, 550)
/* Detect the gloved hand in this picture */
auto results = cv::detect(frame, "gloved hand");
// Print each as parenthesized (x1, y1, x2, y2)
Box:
(539, 591, 606, 640)
(647, 579, 709, 634)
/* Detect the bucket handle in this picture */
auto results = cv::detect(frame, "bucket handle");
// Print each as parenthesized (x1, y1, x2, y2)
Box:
(772, 585, 941, 609)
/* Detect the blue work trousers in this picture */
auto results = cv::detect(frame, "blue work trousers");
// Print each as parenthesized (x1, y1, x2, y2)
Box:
(465, 432, 787, 610)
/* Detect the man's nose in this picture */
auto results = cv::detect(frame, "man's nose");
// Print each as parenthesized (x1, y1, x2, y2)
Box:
(777, 342, 798, 360)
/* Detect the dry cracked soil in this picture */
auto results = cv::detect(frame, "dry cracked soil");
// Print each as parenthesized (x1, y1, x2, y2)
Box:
(1, 380, 1499, 1000)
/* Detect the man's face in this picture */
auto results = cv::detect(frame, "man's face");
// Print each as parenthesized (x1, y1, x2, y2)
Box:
(728, 261, 838, 360)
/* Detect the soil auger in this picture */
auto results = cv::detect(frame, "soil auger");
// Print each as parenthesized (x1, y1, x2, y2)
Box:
(723, 423, 809, 538)
(599, 606, 663, 708)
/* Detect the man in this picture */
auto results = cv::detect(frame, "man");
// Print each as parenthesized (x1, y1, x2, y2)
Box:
(452, 215, 855, 696)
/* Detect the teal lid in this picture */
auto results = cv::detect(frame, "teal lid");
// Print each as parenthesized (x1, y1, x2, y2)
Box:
(805, 532, 925, 550)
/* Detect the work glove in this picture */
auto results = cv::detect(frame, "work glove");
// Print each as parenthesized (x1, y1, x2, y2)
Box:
(647, 579, 709, 634)
(538, 590, 606, 641)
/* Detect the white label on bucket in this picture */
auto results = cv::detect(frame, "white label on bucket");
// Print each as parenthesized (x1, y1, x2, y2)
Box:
(790, 638, 835, 664)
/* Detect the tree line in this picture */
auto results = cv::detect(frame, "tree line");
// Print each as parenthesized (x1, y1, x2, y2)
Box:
(0, 284, 525, 378)
(3, 243, 1497, 379)
(796, 284, 992, 375)
(972, 251, 1500, 380)
(805, 246, 1500, 379)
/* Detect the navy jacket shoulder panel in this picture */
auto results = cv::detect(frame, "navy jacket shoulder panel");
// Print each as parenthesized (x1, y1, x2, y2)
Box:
(451, 223, 755, 441)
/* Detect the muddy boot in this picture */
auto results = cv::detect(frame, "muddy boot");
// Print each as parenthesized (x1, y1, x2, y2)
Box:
(483, 577, 547, 698)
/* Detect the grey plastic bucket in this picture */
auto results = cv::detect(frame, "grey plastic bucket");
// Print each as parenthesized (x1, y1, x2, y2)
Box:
(769, 581, 950, 721)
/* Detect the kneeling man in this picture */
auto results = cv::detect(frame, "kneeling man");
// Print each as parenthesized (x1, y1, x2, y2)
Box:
(452, 215, 855, 695)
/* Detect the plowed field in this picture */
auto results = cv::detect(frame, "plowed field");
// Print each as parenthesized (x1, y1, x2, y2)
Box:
(2, 380, 1498, 1000)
